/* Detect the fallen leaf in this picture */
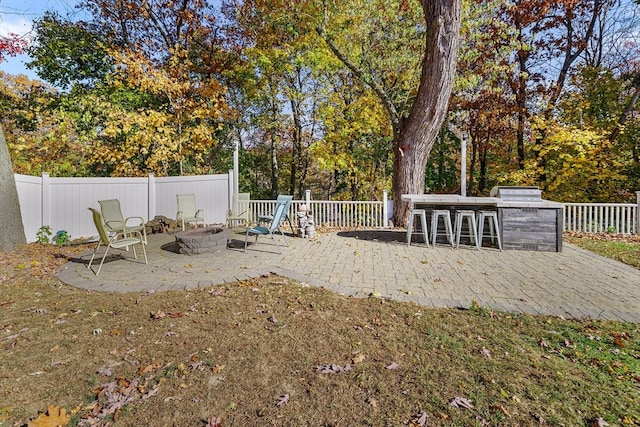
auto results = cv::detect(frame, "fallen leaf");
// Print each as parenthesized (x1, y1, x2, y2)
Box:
(150, 310, 166, 319)
(493, 404, 511, 417)
(588, 418, 608, 426)
(480, 347, 491, 358)
(352, 353, 366, 364)
(412, 410, 428, 426)
(206, 416, 222, 427)
(28, 405, 70, 427)
(316, 363, 352, 374)
(449, 396, 474, 409)
(385, 362, 399, 370)
(268, 315, 277, 323)
(138, 362, 161, 375)
(276, 394, 289, 407)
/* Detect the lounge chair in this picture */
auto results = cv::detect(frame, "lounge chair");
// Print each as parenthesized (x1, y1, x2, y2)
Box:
(244, 198, 289, 253)
(176, 194, 205, 230)
(87, 208, 148, 276)
(257, 195, 293, 232)
(98, 199, 147, 244)
(226, 192, 250, 228)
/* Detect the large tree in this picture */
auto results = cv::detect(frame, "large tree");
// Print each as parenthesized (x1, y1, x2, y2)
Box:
(319, 0, 461, 224)
(0, 34, 27, 251)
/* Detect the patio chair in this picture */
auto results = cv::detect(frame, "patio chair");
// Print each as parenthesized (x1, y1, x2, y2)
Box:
(226, 192, 250, 228)
(257, 195, 294, 232)
(87, 208, 148, 276)
(244, 198, 289, 254)
(98, 199, 147, 244)
(176, 194, 205, 230)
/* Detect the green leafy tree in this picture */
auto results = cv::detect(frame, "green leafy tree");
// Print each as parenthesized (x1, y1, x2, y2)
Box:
(26, 12, 112, 90)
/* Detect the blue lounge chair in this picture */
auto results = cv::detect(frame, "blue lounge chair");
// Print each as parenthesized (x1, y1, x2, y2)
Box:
(244, 198, 289, 253)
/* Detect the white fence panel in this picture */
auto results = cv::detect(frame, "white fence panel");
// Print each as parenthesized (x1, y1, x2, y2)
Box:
(563, 202, 638, 234)
(248, 195, 388, 230)
(154, 174, 230, 224)
(15, 172, 231, 242)
(15, 174, 44, 242)
(53, 176, 150, 241)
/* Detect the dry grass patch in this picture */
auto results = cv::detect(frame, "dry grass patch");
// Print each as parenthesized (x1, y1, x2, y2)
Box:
(1, 242, 639, 426)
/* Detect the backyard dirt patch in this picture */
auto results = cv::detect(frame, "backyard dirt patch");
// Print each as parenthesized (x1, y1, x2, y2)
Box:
(1, 241, 639, 426)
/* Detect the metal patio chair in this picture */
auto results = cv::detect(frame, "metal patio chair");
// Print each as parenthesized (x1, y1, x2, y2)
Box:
(244, 198, 289, 254)
(226, 192, 251, 228)
(98, 199, 147, 244)
(176, 193, 205, 230)
(87, 208, 148, 276)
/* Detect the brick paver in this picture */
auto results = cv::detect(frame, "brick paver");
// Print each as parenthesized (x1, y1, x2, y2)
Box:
(57, 229, 640, 322)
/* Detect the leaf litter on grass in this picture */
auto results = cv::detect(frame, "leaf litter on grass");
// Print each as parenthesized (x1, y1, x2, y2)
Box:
(1, 241, 639, 426)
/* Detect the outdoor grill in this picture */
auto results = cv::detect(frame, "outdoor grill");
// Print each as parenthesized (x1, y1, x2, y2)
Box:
(491, 186, 563, 252)
(490, 186, 543, 202)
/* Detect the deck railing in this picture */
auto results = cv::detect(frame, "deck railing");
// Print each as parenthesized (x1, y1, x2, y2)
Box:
(249, 190, 390, 230)
(563, 199, 639, 234)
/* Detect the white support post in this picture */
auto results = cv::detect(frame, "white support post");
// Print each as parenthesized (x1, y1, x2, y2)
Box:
(461, 135, 467, 196)
(383, 190, 388, 228)
(233, 139, 239, 197)
(41, 172, 50, 228)
(228, 169, 235, 211)
(636, 191, 640, 234)
(305, 189, 311, 207)
(147, 173, 155, 222)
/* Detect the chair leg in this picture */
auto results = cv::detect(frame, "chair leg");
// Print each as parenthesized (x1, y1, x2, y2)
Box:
(407, 211, 415, 246)
(95, 245, 111, 276)
(87, 242, 101, 271)
(468, 215, 479, 250)
(492, 215, 503, 251)
(444, 214, 454, 246)
(269, 230, 282, 254)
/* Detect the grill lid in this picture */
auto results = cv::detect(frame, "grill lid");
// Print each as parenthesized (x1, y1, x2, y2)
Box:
(490, 186, 542, 201)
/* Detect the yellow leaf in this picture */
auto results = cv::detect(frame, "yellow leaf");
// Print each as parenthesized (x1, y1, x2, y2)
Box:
(28, 405, 70, 427)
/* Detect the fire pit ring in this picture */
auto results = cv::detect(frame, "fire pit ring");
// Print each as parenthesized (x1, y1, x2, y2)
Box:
(174, 226, 230, 255)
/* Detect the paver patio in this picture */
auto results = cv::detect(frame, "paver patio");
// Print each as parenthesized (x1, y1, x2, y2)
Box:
(57, 229, 640, 323)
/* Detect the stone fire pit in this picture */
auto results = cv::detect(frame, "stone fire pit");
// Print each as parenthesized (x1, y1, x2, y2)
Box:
(174, 226, 230, 255)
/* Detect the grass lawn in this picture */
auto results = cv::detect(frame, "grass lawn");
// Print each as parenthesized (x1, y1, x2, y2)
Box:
(1, 236, 639, 426)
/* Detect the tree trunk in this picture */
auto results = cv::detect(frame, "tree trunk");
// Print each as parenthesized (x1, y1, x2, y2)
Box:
(0, 124, 27, 251)
(392, 0, 461, 226)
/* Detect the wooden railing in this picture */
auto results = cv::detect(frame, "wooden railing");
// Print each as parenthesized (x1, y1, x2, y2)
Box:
(563, 202, 639, 234)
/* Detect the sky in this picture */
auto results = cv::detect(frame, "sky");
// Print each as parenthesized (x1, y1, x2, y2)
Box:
(0, 0, 84, 80)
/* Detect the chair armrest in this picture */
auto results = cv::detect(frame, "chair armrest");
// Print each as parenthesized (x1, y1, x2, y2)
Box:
(124, 216, 145, 227)
(104, 219, 126, 231)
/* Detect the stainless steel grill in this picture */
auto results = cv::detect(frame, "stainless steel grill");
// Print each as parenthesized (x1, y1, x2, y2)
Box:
(490, 186, 542, 202)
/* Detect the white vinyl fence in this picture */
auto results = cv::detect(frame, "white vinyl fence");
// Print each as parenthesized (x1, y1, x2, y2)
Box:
(249, 190, 391, 230)
(563, 200, 639, 234)
(15, 172, 233, 242)
(14, 172, 639, 243)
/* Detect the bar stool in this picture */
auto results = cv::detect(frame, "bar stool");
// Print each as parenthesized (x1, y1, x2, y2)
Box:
(454, 210, 479, 250)
(431, 209, 454, 247)
(406, 209, 429, 246)
(477, 210, 502, 251)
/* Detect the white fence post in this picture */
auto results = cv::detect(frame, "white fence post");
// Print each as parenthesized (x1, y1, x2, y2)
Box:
(228, 170, 234, 211)
(148, 173, 155, 221)
(305, 189, 311, 206)
(636, 191, 640, 233)
(41, 172, 50, 229)
(383, 190, 388, 228)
